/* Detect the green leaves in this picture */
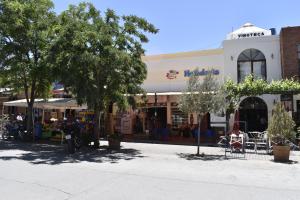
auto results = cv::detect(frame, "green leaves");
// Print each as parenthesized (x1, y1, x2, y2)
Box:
(0, 0, 56, 101)
(179, 69, 227, 116)
(50, 2, 158, 113)
(267, 103, 296, 145)
(224, 75, 300, 98)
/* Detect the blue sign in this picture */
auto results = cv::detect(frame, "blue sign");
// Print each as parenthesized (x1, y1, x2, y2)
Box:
(184, 68, 220, 77)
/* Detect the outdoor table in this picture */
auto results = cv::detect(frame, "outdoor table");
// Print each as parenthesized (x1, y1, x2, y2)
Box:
(248, 131, 269, 154)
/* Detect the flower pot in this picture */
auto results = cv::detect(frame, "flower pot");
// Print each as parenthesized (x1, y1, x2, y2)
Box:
(273, 145, 290, 162)
(108, 139, 121, 150)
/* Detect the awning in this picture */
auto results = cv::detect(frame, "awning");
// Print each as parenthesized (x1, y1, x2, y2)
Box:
(3, 98, 87, 110)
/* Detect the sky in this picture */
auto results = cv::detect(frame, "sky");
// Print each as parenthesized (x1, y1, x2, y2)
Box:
(52, 0, 300, 55)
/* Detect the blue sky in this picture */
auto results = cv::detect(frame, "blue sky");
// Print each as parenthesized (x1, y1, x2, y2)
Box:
(52, 0, 300, 55)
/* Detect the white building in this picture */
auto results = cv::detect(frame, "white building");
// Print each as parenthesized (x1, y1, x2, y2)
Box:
(140, 23, 282, 134)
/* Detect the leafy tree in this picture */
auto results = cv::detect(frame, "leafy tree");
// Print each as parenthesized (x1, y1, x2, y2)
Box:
(50, 3, 158, 147)
(179, 70, 227, 155)
(0, 0, 56, 132)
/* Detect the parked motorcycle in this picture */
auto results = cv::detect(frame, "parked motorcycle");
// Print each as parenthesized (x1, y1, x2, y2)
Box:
(63, 119, 82, 154)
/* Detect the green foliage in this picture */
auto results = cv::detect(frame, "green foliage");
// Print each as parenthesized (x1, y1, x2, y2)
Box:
(0, 0, 57, 131)
(224, 75, 300, 99)
(267, 103, 296, 145)
(50, 2, 158, 115)
(179, 70, 227, 117)
(0, 0, 56, 100)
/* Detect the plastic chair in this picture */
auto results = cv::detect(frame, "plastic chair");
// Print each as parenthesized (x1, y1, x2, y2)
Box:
(229, 131, 244, 153)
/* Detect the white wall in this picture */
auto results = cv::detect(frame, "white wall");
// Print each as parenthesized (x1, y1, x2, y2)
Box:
(142, 51, 224, 93)
(222, 35, 282, 83)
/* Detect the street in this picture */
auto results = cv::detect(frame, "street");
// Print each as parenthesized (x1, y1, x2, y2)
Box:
(0, 140, 300, 200)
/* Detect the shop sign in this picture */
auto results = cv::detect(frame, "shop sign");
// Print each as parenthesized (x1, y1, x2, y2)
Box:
(184, 68, 220, 77)
(238, 32, 265, 38)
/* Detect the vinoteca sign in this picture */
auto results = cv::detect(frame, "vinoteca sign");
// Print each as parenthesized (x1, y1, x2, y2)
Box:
(238, 32, 265, 38)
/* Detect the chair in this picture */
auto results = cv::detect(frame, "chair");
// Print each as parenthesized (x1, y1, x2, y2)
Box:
(247, 131, 269, 154)
(229, 131, 244, 153)
(245, 132, 256, 149)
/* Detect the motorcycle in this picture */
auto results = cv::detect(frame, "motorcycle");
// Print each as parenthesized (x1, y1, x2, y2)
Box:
(17, 123, 32, 141)
(63, 120, 82, 154)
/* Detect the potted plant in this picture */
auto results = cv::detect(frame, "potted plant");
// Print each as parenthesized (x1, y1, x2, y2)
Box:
(108, 132, 123, 150)
(267, 102, 296, 162)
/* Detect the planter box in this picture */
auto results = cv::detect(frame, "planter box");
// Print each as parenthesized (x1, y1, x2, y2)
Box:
(108, 139, 121, 150)
(273, 145, 290, 162)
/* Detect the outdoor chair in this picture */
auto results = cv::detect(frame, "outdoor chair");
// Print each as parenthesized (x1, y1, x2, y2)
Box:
(245, 132, 256, 149)
(229, 131, 244, 153)
(246, 131, 270, 154)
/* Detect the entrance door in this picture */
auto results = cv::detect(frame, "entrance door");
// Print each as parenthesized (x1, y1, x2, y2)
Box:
(147, 107, 167, 129)
(239, 97, 268, 132)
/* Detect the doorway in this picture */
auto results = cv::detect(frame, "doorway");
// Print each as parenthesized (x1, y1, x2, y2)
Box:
(239, 97, 268, 132)
(147, 107, 167, 129)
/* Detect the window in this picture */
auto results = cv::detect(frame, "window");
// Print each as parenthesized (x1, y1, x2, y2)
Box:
(171, 106, 188, 130)
(237, 48, 266, 82)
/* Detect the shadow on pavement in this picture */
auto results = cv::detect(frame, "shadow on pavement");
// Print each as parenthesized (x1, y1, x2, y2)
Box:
(177, 153, 246, 161)
(270, 159, 299, 165)
(177, 153, 227, 161)
(0, 140, 145, 165)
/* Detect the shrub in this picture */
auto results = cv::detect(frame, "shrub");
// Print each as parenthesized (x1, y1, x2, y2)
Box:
(267, 103, 296, 145)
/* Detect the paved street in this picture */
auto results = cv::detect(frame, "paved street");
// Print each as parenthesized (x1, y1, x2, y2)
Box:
(0, 140, 300, 200)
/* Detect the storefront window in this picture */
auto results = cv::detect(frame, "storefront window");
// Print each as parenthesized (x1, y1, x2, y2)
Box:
(171, 106, 188, 129)
(237, 48, 266, 82)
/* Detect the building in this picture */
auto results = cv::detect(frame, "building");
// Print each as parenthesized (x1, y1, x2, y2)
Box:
(280, 26, 300, 123)
(120, 23, 300, 142)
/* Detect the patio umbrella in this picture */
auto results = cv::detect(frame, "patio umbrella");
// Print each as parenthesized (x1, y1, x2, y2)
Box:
(232, 110, 240, 134)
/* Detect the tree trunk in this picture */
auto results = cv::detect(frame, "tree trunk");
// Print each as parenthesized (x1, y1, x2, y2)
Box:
(197, 114, 202, 155)
(26, 103, 34, 141)
(93, 106, 101, 148)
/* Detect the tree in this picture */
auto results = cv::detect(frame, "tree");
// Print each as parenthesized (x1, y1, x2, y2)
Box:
(0, 0, 56, 133)
(50, 3, 158, 147)
(179, 70, 227, 155)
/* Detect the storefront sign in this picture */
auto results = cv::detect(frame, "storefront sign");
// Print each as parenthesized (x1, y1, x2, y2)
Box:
(238, 32, 265, 38)
(184, 68, 220, 77)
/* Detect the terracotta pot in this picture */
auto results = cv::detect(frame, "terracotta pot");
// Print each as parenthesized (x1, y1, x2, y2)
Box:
(273, 145, 290, 162)
(108, 139, 121, 150)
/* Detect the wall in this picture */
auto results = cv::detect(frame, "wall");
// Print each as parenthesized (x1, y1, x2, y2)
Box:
(280, 26, 300, 79)
(142, 49, 224, 93)
(222, 35, 282, 118)
(223, 35, 282, 83)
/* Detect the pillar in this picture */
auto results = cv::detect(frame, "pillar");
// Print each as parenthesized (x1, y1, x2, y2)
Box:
(167, 95, 172, 125)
